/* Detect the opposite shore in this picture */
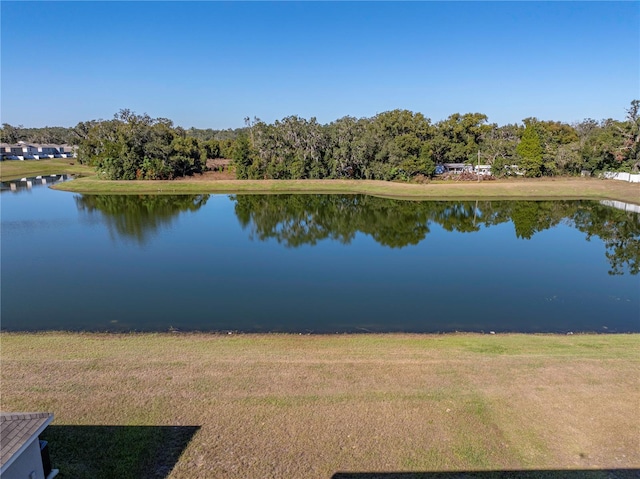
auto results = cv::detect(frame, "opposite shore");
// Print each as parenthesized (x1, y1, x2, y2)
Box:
(1, 158, 639, 205)
(2, 158, 639, 477)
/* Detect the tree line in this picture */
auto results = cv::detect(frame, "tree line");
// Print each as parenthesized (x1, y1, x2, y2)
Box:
(236, 101, 639, 180)
(2, 101, 638, 180)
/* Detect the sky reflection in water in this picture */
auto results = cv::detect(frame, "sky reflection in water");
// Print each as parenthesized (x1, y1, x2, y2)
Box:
(2, 182, 638, 333)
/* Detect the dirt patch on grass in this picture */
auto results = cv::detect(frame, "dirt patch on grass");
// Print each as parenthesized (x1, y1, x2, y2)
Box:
(176, 159, 235, 181)
(2, 333, 638, 478)
(179, 169, 236, 181)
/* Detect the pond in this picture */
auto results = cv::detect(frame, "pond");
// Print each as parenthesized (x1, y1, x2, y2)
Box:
(1, 179, 638, 333)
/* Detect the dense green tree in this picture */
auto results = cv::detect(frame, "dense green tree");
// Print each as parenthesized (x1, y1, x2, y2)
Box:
(1, 123, 21, 143)
(203, 139, 221, 159)
(552, 142, 582, 175)
(363, 109, 433, 180)
(325, 116, 370, 178)
(516, 121, 544, 177)
(621, 100, 640, 171)
(1, 123, 78, 144)
(185, 126, 246, 142)
(232, 134, 255, 179)
(169, 136, 206, 178)
(76, 110, 205, 180)
(432, 113, 490, 165)
(533, 120, 579, 175)
(578, 119, 627, 174)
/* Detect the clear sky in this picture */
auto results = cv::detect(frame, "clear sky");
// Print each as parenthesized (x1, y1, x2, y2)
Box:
(1, 1, 638, 129)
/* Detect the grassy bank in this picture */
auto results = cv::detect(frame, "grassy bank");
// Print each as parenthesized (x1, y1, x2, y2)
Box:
(2, 332, 638, 478)
(0, 158, 93, 180)
(1, 159, 638, 204)
(52, 176, 640, 204)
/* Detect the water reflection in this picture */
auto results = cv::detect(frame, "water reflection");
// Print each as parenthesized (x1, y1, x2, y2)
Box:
(69, 193, 640, 275)
(0, 174, 72, 193)
(3, 190, 638, 332)
(233, 195, 640, 275)
(75, 194, 210, 244)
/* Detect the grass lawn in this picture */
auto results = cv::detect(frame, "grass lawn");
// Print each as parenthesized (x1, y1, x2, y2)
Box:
(0, 158, 93, 181)
(52, 176, 640, 205)
(2, 333, 638, 478)
(1, 158, 638, 204)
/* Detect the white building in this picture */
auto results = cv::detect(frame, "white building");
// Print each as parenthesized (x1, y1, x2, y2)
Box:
(0, 412, 58, 479)
(474, 164, 492, 176)
(0, 142, 76, 160)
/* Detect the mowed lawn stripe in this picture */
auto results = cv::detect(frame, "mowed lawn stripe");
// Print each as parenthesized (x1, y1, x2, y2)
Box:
(2, 333, 638, 478)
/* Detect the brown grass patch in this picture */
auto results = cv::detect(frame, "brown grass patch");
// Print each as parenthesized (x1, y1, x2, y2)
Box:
(1, 333, 638, 478)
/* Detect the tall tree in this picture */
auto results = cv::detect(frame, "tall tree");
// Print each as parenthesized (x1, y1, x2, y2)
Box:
(432, 113, 490, 165)
(1, 123, 20, 143)
(484, 124, 521, 176)
(232, 134, 254, 179)
(621, 100, 640, 171)
(516, 121, 544, 177)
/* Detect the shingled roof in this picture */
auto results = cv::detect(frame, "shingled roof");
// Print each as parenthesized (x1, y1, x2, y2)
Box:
(0, 412, 54, 471)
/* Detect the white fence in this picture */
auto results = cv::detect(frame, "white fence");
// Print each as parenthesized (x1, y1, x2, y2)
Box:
(600, 200, 640, 214)
(602, 171, 640, 183)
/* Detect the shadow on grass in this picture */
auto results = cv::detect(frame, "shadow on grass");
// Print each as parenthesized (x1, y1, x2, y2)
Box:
(332, 471, 639, 479)
(40, 425, 199, 479)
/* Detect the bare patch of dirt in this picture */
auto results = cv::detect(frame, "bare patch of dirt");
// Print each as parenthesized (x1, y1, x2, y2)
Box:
(176, 159, 236, 181)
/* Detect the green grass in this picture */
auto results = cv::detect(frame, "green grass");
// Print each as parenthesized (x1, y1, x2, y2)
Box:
(2, 332, 639, 478)
(50, 176, 640, 204)
(0, 158, 93, 180)
(1, 159, 638, 204)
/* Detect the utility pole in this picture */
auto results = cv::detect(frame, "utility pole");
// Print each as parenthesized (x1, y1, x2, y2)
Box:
(477, 149, 480, 182)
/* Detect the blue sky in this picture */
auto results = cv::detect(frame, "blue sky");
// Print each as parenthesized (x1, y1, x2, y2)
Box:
(1, 1, 638, 129)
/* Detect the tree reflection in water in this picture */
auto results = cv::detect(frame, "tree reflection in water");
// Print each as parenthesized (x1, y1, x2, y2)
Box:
(75, 194, 210, 245)
(73, 193, 638, 275)
(234, 195, 639, 275)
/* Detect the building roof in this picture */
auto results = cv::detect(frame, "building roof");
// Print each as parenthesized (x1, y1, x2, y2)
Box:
(443, 163, 469, 168)
(1, 143, 75, 149)
(0, 412, 54, 472)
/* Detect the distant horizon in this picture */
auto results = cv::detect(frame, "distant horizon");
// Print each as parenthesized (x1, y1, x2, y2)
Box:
(2, 2, 638, 130)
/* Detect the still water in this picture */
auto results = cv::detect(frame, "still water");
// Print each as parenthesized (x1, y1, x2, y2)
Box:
(1, 180, 638, 333)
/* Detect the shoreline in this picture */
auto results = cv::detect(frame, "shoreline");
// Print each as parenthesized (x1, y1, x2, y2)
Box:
(52, 176, 640, 205)
(2, 330, 638, 337)
(1, 159, 638, 204)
